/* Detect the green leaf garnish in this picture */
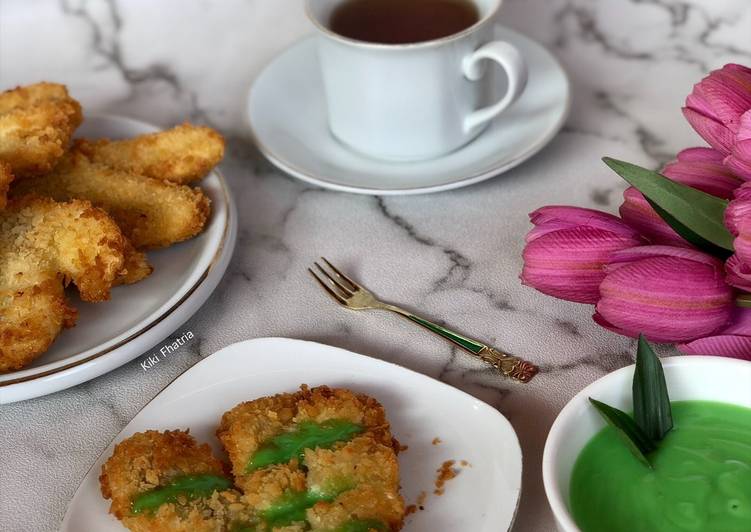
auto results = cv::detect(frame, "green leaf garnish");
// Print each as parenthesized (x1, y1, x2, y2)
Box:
(603, 157, 734, 252)
(633, 335, 673, 441)
(131, 474, 231, 514)
(589, 398, 655, 468)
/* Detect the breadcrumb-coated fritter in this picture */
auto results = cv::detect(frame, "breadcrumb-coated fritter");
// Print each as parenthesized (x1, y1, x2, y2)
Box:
(77, 123, 225, 184)
(100, 430, 257, 532)
(217, 386, 395, 492)
(0, 82, 82, 177)
(11, 143, 211, 249)
(217, 386, 404, 531)
(0, 196, 126, 372)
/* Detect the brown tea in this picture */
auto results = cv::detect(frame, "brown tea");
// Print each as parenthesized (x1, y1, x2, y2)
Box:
(329, 0, 480, 45)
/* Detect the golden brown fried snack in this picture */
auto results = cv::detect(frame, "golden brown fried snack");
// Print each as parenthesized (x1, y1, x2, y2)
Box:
(0, 82, 82, 177)
(0, 196, 125, 372)
(11, 144, 211, 249)
(78, 123, 225, 184)
(100, 430, 257, 532)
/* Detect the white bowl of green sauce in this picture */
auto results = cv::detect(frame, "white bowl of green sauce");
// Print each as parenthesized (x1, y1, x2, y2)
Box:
(542, 355, 751, 532)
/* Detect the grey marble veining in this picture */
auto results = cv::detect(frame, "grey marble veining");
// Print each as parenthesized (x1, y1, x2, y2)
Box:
(1, 0, 750, 530)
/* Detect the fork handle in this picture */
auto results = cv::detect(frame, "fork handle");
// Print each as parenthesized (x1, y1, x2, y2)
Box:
(384, 306, 538, 383)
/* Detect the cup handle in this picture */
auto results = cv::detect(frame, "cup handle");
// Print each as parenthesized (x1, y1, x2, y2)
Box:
(462, 41, 528, 133)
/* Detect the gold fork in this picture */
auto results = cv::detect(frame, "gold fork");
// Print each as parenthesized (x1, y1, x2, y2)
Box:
(308, 258, 538, 383)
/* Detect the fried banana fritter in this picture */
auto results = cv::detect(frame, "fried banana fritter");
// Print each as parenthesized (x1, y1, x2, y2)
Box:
(217, 386, 404, 531)
(0, 82, 82, 177)
(11, 144, 211, 249)
(0, 196, 125, 372)
(100, 430, 257, 532)
(78, 123, 225, 184)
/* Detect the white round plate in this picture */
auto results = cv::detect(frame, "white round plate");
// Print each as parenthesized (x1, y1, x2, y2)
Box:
(62, 338, 522, 532)
(248, 26, 570, 195)
(0, 115, 237, 404)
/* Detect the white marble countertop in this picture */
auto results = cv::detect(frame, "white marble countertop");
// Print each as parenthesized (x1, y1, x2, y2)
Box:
(1, 1, 750, 531)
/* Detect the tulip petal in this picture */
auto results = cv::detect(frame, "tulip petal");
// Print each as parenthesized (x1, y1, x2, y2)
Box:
(677, 335, 751, 359)
(527, 206, 640, 242)
(607, 245, 725, 270)
(719, 307, 751, 336)
(595, 256, 733, 342)
(725, 138, 751, 181)
(725, 254, 751, 292)
(663, 148, 742, 197)
(521, 226, 641, 304)
(619, 187, 689, 247)
(682, 107, 734, 155)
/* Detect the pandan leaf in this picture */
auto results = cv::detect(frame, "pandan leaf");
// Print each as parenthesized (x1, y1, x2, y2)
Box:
(603, 157, 734, 251)
(633, 335, 673, 441)
(589, 398, 655, 468)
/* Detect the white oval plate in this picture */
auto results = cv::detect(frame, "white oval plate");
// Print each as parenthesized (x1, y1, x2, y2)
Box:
(62, 338, 522, 532)
(0, 115, 237, 404)
(247, 26, 570, 195)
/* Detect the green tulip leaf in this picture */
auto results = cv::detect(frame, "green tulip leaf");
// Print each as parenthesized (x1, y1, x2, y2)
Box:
(633, 335, 673, 441)
(589, 398, 655, 468)
(646, 199, 733, 259)
(738, 294, 751, 308)
(603, 157, 734, 252)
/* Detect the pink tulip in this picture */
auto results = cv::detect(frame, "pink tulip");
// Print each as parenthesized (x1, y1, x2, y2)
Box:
(521, 206, 643, 304)
(678, 308, 751, 359)
(618, 147, 741, 247)
(593, 246, 734, 343)
(683, 64, 751, 155)
(725, 110, 751, 180)
(725, 255, 751, 292)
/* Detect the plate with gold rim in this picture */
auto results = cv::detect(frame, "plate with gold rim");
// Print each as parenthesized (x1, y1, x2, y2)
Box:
(61, 337, 522, 531)
(0, 115, 237, 404)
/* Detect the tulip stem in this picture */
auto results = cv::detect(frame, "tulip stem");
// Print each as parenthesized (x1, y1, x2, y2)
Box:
(737, 294, 751, 308)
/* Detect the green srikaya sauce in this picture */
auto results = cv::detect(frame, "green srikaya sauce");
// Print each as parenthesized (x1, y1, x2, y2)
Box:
(131, 474, 232, 514)
(570, 401, 751, 532)
(246, 419, 364, 472)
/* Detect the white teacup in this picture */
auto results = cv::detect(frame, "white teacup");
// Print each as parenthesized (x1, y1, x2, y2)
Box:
(306, 0, 528, 162)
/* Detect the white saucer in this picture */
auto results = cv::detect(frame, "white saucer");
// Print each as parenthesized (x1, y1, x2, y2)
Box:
(248, 26, 570, 195)
(0, 115, 237, 404)
(62, 338, 522, 532)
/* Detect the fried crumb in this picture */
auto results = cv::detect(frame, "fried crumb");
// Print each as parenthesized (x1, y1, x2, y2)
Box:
(431, 437, 442, 445)
(405, 505, 417, 516)
(398, 443, 409, 452)
(460, 460, 471, 467)
(434, 460, 459, 496)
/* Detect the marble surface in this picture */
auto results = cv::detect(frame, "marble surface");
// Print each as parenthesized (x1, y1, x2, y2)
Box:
(1, 0, 750, 530)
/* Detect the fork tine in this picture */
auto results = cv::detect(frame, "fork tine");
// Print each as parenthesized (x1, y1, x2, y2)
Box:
(320, 257, 359, 291)
(308, 268, 347, 305)
(314, 261, 353, 296)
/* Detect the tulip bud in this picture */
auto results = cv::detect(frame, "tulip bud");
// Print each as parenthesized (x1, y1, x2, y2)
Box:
(683, 64, 751, 155)
(521, 206, 643, 304)
(594, 246, 734, 343)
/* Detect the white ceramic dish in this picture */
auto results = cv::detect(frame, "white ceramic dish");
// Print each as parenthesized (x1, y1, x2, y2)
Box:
(542, 356, 751, 532)
(0, 115, 237, 404)
(247, 26, 570, 195)
(62, 338, 523, 532)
